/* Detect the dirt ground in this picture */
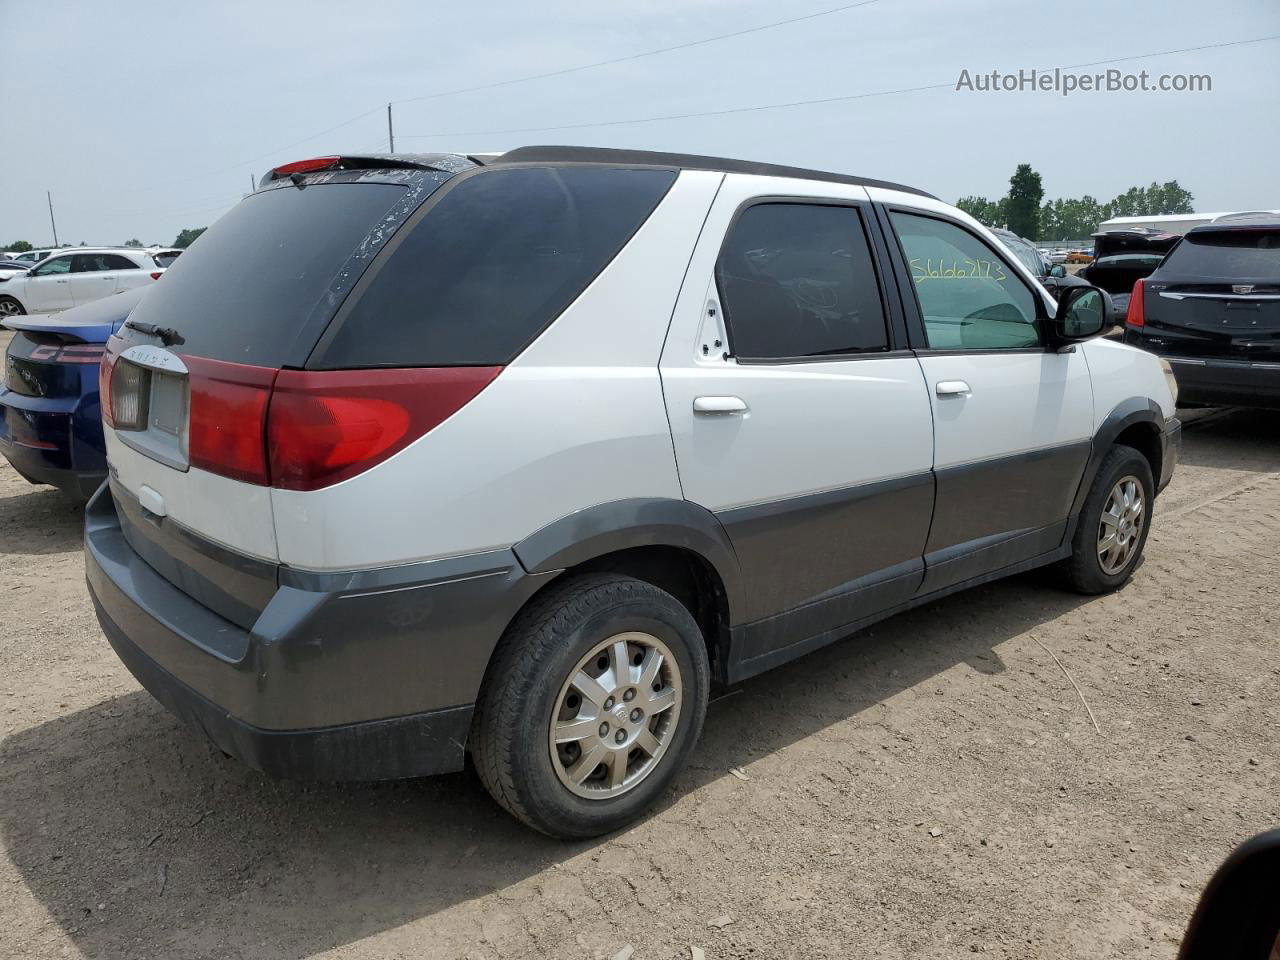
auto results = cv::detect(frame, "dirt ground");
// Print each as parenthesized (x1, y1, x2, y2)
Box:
(0, 402, 1277, 960)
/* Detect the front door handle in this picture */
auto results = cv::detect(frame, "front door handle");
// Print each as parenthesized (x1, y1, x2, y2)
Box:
(935, 380, 972, 397)
(693, 396, 748, 415)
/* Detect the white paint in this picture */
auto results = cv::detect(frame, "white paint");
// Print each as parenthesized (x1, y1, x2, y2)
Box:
(660, 173, 935, 512)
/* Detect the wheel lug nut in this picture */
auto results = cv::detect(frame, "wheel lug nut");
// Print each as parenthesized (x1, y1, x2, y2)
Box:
(615, 730, 627, 744)
(603, 697, 614, 710)
(623, 689, 635, 702)
(630, 708, 643, 722)
(599, 722, 609, 736)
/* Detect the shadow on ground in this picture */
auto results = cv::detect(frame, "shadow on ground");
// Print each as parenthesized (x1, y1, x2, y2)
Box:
(1, 572, 1090, 959)
(0, 485, 84, 555)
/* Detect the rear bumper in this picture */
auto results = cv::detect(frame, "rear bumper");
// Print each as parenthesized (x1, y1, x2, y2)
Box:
(0, 386, 106, 498)
(85, 483, 556, 780)
(1164, 357, 1280, 409)
(1122, 332, 1280, 409)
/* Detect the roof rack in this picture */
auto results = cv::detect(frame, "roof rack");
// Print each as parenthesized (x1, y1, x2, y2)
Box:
(487, 145, 936, 200)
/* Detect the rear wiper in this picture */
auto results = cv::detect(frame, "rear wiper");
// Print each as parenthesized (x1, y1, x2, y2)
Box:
(124, 319, 185, 346)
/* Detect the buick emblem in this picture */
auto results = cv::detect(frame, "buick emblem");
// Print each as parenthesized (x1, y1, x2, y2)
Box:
(1232, 284, 1254, 295)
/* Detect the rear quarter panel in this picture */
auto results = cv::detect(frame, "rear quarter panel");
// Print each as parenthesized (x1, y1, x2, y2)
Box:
(270, 170, 725, 571)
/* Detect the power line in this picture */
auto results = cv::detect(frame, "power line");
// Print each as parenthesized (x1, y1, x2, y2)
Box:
(397, 32, 1280, 140)
(156, 0, 883, 185)
(394, 0, 883, 106)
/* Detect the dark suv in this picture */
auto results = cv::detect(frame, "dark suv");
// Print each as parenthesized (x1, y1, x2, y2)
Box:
(1124, 220, 1280, 408)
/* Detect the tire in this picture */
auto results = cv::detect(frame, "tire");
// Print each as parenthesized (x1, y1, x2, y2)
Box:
(0, 295, 25, 318)
(1057, 445, 1155, 594)
(471, 573, 710, 839)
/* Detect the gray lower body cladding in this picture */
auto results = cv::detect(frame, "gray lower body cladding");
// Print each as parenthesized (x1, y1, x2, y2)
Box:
(84, 483, 556, 780)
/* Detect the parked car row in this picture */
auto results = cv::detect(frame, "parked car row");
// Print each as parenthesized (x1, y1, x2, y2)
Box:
(0, 247, 177, 317)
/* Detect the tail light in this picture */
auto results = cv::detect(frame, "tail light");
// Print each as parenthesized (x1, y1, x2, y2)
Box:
(177, 361, 501, 490)
(110, 362, 148, 430)
(185, 357, 278, 485)
(150, 272, 162, 281)
(99, 339, 121, 427)
(1126, 278, 1146, 328)
(268, 367, 501, 490)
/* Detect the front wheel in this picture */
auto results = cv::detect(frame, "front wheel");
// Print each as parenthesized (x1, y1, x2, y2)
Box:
(0, 295, 25, 318)
(1057, 445, 1154, 594)
(471, 573, 710, 838)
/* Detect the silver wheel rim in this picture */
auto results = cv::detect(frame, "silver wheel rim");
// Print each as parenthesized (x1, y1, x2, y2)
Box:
(1098, 474, 1145, 575)
(0, 299, 19, 317)
(548, 631, 682, 800)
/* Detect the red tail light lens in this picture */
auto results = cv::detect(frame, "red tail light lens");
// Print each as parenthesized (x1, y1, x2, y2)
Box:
(272, 156, 341, 177)
(268, 367, 501, 491)
(1126, 278, 1146, 328)
(150, 272, 163, 281)
(185, 357, 278, 485)
(99, 339, 121, 427)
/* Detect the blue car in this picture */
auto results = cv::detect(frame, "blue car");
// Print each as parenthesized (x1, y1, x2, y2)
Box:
(0, 287, 147, 501)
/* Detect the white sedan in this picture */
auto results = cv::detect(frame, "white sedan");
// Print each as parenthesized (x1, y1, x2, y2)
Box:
(0, 248, 167, 317)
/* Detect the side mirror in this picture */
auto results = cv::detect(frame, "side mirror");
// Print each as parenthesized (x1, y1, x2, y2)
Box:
(1177, 828, 1280, 959)
(1049, 265, 1067, 278)
(1053, 285, 1107, 342)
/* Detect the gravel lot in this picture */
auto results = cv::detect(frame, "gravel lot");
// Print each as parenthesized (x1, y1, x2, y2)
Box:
(0, 397, 1277, 960)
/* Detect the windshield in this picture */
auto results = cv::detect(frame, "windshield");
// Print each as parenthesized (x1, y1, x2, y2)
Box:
(997, 234, 1044, 276)
(1161, 230, 1280, 277)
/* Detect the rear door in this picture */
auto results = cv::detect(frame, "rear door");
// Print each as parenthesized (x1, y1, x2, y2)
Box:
(1142, 226, 1280, 363)
(878, 202, 1094, 593)
(68, 253, 122, 305)
(660, 175, 935, 644)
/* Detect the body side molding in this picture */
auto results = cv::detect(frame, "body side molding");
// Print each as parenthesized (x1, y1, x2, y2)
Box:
(512, 497, 746, 620)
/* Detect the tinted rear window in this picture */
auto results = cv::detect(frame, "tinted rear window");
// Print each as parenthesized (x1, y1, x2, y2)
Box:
(1161, 230, 1280, 277)
(125, 183, 408, 366)
(313, 166, 676, 368)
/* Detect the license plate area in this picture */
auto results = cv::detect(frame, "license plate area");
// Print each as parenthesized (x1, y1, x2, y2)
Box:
(112, 355, 189, 471)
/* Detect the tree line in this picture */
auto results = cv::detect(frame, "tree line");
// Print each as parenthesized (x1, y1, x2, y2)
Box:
(3, 226, 208, 254)
(957, 164, 1195, 241)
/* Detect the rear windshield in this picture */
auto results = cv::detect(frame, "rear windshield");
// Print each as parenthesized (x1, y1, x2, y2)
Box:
(312, 165, 677, 368)
(1161, 230, 1280, 277)
(153, 252, 181, 268)
(125, 183, 409, 366)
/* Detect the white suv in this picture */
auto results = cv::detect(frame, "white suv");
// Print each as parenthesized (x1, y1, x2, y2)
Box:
(85, 148, 1179, 838)
(0, 247, 167, 317)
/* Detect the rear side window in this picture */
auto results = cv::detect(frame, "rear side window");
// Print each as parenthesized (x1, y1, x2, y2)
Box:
(715, 202, 889, 360)
(1161, 230, 1280, 277)
(124, 183, 409, 366)
(314, 166, 676, 368)
(890, 211, 1040, 351)
(104, 254, 140, 270)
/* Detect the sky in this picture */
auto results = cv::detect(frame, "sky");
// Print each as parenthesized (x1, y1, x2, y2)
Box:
(2, 0, 1277, 247)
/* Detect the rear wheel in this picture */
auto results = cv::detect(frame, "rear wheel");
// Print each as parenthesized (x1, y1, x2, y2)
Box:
(472, 573, 710, 838)
(0, 295, 25, 318)
(1058, 445, 1154, 594)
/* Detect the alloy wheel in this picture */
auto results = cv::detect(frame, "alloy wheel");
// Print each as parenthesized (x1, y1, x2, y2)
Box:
(548, 631, 682, 799)
(1097, 475, 1145, 575)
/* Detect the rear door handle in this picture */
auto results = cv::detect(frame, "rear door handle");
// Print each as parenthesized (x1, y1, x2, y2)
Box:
(693, 396, 748, 414)
(935, 380, 972, 397)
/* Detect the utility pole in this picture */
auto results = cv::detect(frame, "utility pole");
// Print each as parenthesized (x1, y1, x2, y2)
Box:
(47, 192, 60, 247)
(387, 102, 395, 153)
(249, 173, 256, 192)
